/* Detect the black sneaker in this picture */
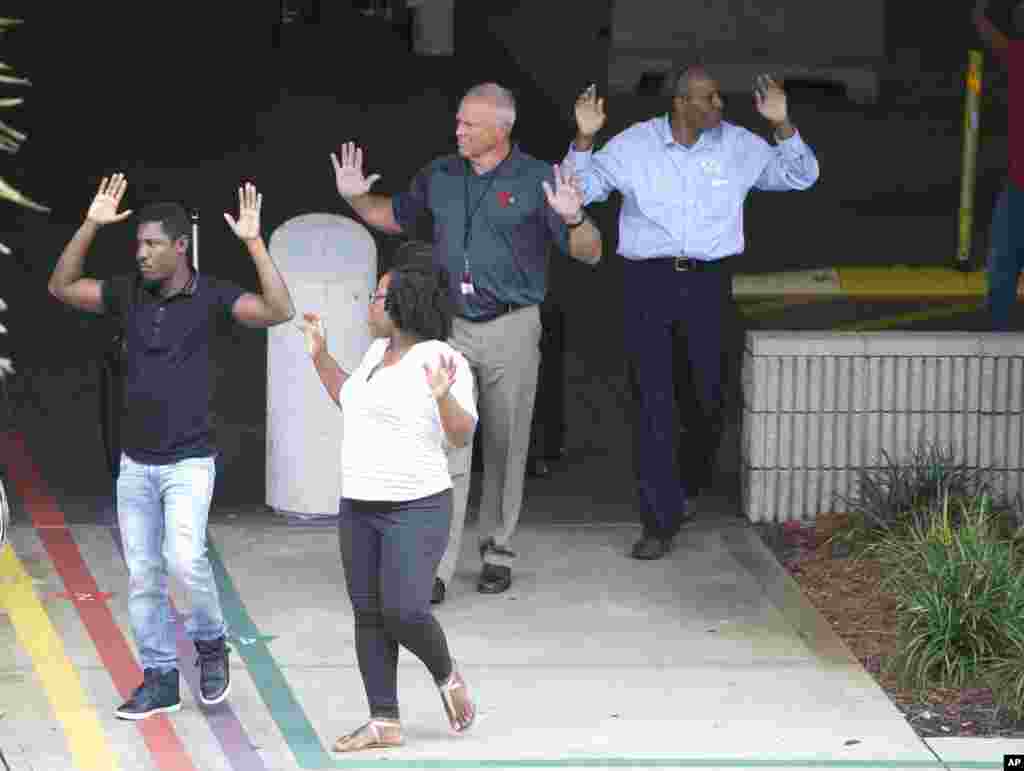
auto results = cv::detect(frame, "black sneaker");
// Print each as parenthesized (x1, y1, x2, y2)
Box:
(115, 668, 181, 720)
(477, 563, 512, 593)
(195, 637, 231, 705)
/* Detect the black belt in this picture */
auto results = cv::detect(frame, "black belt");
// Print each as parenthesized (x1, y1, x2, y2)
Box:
(464, 302, 530, 323)
(662, 256, 731, 272)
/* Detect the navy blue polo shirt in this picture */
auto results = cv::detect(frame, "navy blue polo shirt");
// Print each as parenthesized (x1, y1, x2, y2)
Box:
(392, 146, 570, 320)
(102, 272, 245, 465)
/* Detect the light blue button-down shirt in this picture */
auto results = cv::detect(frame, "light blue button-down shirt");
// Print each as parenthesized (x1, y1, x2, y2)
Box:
(567, 115, 820, 261)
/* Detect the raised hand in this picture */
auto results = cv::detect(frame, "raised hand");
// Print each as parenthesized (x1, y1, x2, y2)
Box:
(330, 142, 382, 199)
(297, 312, 326, 359)
(754, 74, 788, 125)
(542, 163, 584, 224)
(574, 84, 606, 139)
(86, 173, 133, 226)
(424, 353, 458, 400)
(223, 182, 262, 241)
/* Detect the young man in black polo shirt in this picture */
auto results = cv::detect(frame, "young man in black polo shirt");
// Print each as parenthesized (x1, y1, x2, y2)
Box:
(47, 175, 295, 720)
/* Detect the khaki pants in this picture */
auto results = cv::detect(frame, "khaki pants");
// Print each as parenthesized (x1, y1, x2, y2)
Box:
(436, 305, 542, 584)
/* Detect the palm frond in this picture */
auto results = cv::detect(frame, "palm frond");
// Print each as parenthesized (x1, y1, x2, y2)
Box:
(0, 175, 49, 212)
(0, 119, 25, 143)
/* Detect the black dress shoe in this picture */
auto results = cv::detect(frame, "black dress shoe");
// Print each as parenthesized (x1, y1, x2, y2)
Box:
(431, 577, 446, 605)
(631, 536, 671, 560)
(477, 564, 511, 593)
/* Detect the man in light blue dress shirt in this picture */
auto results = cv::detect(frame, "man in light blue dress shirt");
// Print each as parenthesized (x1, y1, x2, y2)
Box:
(566, 67, 820, 560)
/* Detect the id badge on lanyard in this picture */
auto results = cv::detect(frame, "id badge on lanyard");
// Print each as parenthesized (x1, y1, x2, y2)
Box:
(463, 156, 507, 297)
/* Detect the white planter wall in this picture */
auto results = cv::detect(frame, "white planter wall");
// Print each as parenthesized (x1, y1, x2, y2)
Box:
(742, 331, 1024, 521)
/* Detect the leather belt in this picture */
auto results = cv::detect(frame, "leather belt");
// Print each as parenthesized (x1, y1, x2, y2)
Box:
(664, 256, 730, 272)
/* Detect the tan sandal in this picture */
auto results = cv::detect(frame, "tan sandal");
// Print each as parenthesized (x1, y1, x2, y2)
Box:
(332, 719, 403, 752)
(438, 665, 476, 733)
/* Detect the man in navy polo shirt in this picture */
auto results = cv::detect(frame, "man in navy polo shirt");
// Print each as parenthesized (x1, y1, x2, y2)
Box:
(331, 82, 602, 600)
(47, 175, 295, 720)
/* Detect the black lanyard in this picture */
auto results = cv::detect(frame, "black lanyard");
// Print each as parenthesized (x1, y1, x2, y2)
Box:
(462, 152, 511, 262)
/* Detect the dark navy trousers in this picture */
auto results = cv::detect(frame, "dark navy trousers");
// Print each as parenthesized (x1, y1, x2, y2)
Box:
(623, 257, 734, 540)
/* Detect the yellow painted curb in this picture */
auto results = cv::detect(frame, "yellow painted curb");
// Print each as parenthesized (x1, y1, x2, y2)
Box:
(836, 266, 987, 297)
(734, 265, 1024, 300)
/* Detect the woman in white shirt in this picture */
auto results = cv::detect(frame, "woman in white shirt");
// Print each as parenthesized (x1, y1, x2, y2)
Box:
(302, 250, 478, 752)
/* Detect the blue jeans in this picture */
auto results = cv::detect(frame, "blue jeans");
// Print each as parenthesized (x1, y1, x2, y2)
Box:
(116, 452, 226, 671)
(987, 181, 1022, 331)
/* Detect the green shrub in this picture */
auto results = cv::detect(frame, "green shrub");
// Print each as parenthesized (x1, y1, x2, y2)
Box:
(983, 565, 1024, 717)
(868, 493, 1024, 702)
(835, 443, 1019, 552)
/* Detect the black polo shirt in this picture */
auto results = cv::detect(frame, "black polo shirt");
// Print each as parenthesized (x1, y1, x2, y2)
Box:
(392, 146, 570, 320)
(102, 272, 245, 465)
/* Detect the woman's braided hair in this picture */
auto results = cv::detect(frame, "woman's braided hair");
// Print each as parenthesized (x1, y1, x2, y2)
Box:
(383, 241, 454, 342)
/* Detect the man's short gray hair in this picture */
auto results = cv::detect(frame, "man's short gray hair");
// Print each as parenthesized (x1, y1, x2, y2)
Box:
(668, 65, 711, 98)
(463, 82, 517, 130)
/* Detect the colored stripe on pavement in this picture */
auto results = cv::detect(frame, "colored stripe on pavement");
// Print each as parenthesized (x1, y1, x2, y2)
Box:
(1, 431, 199, 771)
(0, 543, 121, 771)
(206, 537, 333, 769)
(106, 520, 270, 771)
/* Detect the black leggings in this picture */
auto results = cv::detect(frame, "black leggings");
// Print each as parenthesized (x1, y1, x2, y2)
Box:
(338, 490, 454, 720)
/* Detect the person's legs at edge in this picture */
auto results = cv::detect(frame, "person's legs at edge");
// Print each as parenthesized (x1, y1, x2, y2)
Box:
(988, 182, 1018, 331)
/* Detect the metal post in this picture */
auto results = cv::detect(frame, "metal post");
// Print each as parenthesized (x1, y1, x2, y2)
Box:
(191, 210, 199, 271)
(956, 49, 984, 271)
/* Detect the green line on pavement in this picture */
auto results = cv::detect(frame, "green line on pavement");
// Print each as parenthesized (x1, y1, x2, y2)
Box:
(208, 537, 333, 769)
(317, 758, 997, 769)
